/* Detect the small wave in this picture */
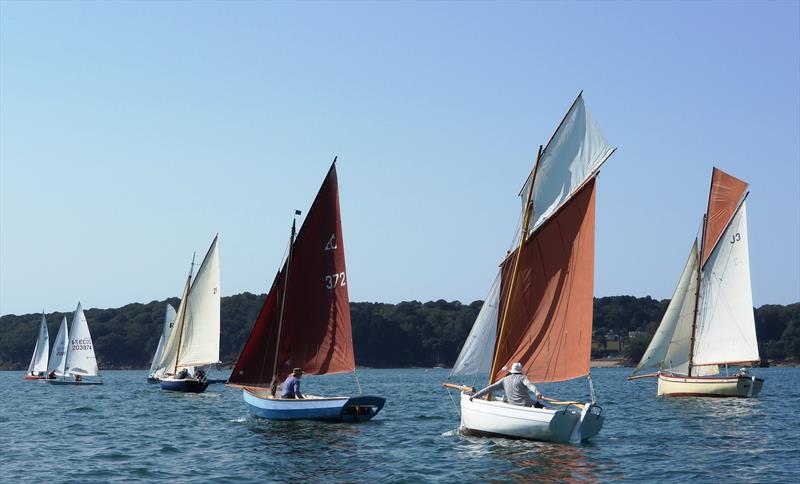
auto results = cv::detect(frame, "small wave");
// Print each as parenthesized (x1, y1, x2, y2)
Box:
(68, 406, 95, 413)
(230, 417, 248, 423)
(160, 444, 179, 454)
(98, 451, 131, 462)
(415, 415, 446, 421)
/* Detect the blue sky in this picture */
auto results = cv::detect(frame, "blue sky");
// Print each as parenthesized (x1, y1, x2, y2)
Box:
(1, 1, 798, 316)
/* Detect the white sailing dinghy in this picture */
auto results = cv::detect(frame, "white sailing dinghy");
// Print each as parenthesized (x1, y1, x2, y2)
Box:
(24, 313, 49, 380)
(46, 316, 68, 379)
(147, 303, 177, 383)
(47, 303, 102, 385)
(631, 167, 763, 398)
(156, 235, 221, 393)
(228, 161, 385, 422)
(445, 93, 614, 443)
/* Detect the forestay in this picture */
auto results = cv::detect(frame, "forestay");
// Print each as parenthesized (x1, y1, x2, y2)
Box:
(47, 317, 68, 375)
(65, 303, 99, 376)
(450, 273, 500, 379)
(635, 241, 698, 375)
(693, 203, 758, 366)
(28, 314, 49, 374)
(520, 94, 615, 234)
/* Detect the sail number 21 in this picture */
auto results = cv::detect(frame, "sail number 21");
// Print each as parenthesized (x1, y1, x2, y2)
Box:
(325, 272, 346, 289)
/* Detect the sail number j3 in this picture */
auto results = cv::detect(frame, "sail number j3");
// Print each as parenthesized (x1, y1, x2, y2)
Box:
(730, 233, 741, 244)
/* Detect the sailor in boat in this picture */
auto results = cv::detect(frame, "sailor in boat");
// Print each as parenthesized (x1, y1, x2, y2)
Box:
(281, 368, 305, 399)
(74, 374, 82, 382)
(48, 370, 56, 379)
(470, 362, 544, 408)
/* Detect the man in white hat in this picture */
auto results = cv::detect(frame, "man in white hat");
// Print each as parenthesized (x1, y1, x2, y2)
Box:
(470, 362, 543, 408)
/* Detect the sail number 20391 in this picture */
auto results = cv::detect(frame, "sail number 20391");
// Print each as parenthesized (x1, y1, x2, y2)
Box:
(325, 272, 346, 289)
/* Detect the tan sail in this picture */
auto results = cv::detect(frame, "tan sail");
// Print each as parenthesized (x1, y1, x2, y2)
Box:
(701, 167, 748, 266)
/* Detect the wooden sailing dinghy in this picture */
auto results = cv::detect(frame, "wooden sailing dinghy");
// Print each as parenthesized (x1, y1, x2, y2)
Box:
(228, 161, 385, 422)
(24, 313, 49, 380)
(156, 236, 221, 393)
(631, 168, 763, 398)
(147, 304, 177, 383)
(445, 93, 615, 443)
(46, 303, 102, 385)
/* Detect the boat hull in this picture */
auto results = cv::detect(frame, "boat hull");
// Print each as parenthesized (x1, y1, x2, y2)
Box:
(657, 373, 763, 397)
(24, 375, 46, 380)
(160, 377, 209, 393)
(45, 379, 103, 385)
(242, 388, 385, 422)
(459, 393, 603, 444)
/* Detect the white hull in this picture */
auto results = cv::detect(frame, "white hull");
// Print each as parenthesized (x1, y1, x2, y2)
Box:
(657, 373, 763, 397)
(459, 393, 603, 444)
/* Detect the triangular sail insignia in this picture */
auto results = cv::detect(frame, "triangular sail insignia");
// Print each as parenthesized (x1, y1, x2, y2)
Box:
(230, 163, 355, 386)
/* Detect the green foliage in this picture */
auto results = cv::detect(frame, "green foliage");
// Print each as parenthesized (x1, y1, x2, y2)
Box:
(1, 296, 798, 370)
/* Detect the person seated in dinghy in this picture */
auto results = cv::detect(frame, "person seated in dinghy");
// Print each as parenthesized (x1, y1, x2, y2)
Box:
(281, 368, 305, 399)
(470, 362, 544, 408)
(176, 368, 190, 380)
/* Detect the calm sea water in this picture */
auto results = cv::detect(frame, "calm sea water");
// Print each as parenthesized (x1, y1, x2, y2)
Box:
(2, 367, 799, 482)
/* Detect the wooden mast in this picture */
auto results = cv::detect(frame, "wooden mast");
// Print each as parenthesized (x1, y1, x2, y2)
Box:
(173, 253, 195, 375)
(687, 216, 705, 378)
(270, 214, 298, 396)
(488, 145, 543, 386)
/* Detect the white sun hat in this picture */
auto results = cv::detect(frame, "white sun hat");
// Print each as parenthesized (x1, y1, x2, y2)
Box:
(510, 362, 523, 374)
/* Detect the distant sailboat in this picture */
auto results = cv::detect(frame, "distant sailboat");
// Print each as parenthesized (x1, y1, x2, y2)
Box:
(156, 235, 220, 393)
(631, 167, 763, 397)
(444, 93, 614, 443)
(228, 161, 385, 422)
(24, 313, 49, 380)
(147, 304, 177, 383)
(46, 303, 102, 385)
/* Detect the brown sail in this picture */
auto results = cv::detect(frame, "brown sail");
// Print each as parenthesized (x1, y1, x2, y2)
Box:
(701, 167, 748, 266)
(229, 163, 355, 386)
(493, 178, 596, 383)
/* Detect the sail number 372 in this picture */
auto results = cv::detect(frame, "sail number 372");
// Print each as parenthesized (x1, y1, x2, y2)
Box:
(325, 272, 346, 289)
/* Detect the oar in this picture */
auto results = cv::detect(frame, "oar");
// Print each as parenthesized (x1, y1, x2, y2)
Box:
(626, 373, 659, 381)
(442, 382, 476, 393)
(539, 396, 585, 409)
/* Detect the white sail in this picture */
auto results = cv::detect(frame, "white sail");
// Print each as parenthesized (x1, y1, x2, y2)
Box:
(47, 316, 69, 375)
(156, 277, 191, 373)
(149, 304, 176, 375)
(450, 272, 500, 378)
(64, 303, 99, 377)
(520, 94, 615, 234)
(27, 314, 50, 374)
(635, 241, 699, 375)
(177, 236, 221, 368)
(693, 202, 758, 366)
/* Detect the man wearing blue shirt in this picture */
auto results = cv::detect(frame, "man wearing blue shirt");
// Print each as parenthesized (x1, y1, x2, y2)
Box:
(281, 368, 304, 399)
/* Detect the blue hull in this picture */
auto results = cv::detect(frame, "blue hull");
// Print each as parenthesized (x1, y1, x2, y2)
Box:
(243, 390, 385, 422)
(160, 378, 209, 393)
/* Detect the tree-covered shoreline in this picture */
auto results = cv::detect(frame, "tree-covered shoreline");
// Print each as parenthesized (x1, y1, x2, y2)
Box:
(1, 293, 798, 370)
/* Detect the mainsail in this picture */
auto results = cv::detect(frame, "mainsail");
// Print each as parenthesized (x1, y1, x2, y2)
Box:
(156, 236, 221, 373)
(149, 304, 177, 375)
(64, 303, 99, 377)
(230, 163, 355, 386)
(47, 316, 68, 375)
(452, 93, 614, 388)
(27, 313, 50, 374)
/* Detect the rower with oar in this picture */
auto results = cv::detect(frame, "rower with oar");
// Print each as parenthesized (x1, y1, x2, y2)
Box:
(470, 362, 545, 408)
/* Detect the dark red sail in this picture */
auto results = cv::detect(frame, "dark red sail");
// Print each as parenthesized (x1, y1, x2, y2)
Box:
(229, 163, 355, 386)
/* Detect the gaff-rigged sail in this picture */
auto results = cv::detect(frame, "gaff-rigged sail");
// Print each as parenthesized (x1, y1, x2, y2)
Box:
(229, 163, 355, 386)
(493, 179, 597, 383)
(634, 240, 698, 375)
(519, 93, 615, 235)
(47, 316, 68, 375)
(28, 313, 49, 374)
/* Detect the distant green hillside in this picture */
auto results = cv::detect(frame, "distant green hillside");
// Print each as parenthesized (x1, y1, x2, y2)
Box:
(1, 294, 798, 369)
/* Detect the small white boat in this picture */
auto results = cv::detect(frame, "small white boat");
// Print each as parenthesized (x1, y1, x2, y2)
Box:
(445, 93, 615, 444)
(153, 236, 221, 393)
(147, 304, 177, 383)
(228, 161, 385, 422)
(46, 303, 102, 385)
(632, 168, 763, 398)
(24, 313, 49, 380)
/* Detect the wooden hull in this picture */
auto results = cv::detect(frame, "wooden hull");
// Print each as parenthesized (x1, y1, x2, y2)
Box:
(459, 393, 603, 444)
(24, 375, 46, 380)
(160, 377, 209, 393)
(657, 373, 763, 397)
(242, 388, 385, 422)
